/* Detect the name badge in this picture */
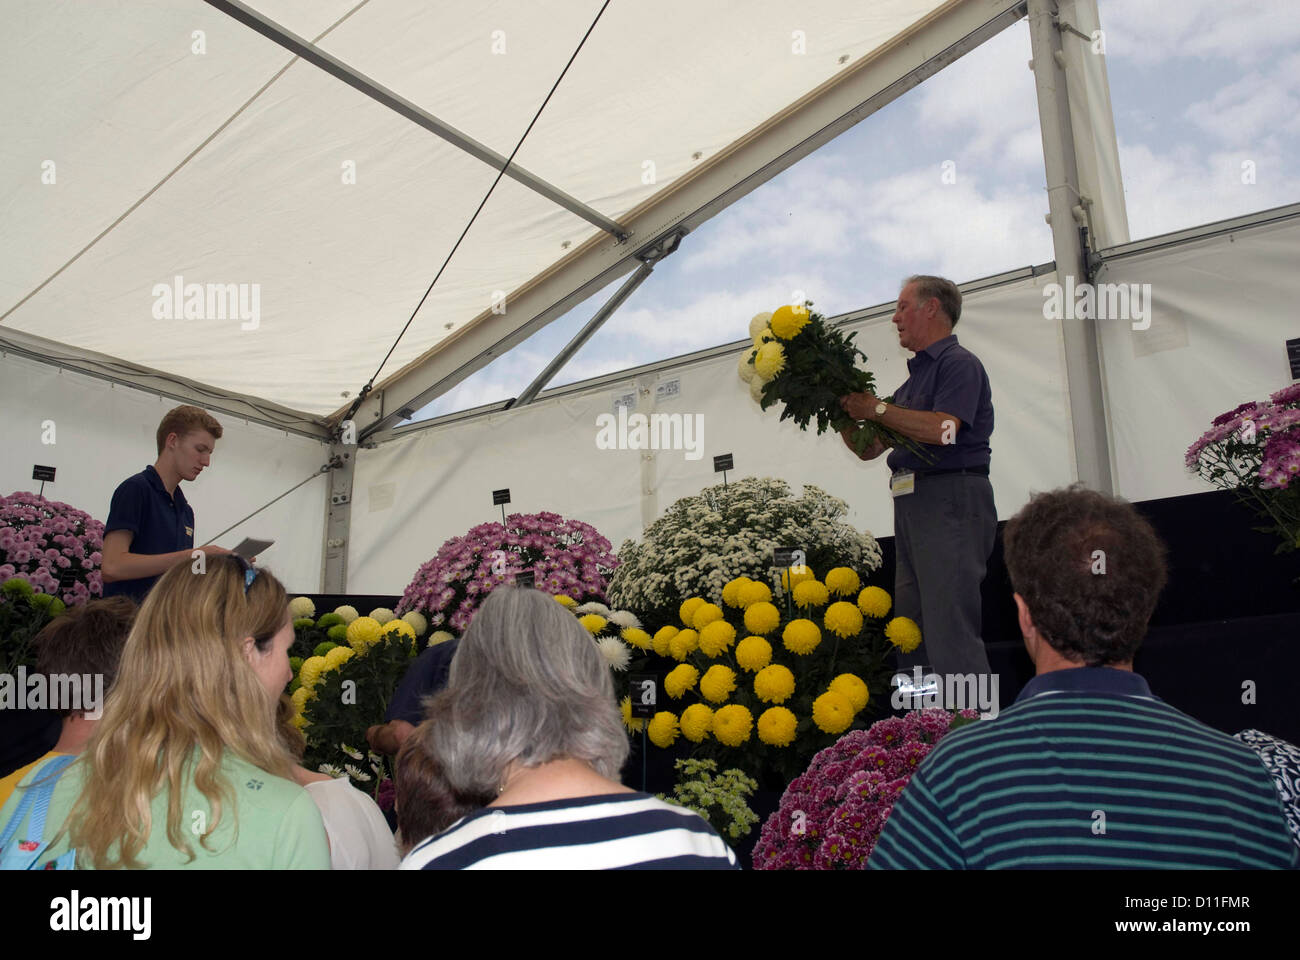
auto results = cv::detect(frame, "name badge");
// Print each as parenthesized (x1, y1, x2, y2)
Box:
(890, 470, 915, 498)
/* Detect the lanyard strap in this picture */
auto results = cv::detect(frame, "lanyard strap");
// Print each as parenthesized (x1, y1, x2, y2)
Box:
(0, 755, 77, 849)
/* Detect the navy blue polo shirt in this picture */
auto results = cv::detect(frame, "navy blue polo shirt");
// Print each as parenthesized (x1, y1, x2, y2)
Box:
(385, 637, 461, 726)
(885, 335, 993, 472)
(102, 465, 195, 604)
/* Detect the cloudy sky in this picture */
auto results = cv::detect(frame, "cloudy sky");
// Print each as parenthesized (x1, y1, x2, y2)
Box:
(415, 0, 1300, 421)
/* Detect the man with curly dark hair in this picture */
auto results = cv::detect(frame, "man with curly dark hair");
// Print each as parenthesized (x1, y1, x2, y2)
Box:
(868, 485, 1298, 869)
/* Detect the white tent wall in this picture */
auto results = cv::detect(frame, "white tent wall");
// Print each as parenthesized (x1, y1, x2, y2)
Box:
(1095, 212, 1300, 503)
(0, 351, 329, 592)
(350, 270, 1076, 592)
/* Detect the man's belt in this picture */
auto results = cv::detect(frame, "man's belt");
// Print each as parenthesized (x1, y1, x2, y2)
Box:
(909, 465, 990, 477)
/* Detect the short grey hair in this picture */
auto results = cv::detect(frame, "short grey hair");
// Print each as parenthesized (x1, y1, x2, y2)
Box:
(905, 274, 962, 326)
(423, 587, 629, 797)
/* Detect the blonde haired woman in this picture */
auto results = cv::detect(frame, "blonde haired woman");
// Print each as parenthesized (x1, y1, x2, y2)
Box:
(0, 556, 328, 869)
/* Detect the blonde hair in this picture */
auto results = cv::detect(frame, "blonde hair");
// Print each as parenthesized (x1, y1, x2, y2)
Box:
(156, 404, 223, 455)
(64, 557, 291, 868)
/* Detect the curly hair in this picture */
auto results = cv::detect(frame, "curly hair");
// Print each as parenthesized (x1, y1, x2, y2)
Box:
(1003, 485, 1168, 666)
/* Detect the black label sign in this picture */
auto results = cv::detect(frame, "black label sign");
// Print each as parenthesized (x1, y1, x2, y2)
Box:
(773, 546, 805, 568)
(1287, 338, 1300, 380)
(492, 488, 511, 505)
(713, 453, 734, 472)
(514, 570, 535, 589)
(629, 674, 658, 717)
(58, 569, 78, 590)
(32, 465, 56, 482)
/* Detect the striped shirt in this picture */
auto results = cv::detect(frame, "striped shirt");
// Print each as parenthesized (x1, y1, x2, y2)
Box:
(399, 792, 739, 870)
(868, 668, 1300, 870)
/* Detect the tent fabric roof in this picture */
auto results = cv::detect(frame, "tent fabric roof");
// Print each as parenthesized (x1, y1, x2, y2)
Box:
(2, 0, 949, 417)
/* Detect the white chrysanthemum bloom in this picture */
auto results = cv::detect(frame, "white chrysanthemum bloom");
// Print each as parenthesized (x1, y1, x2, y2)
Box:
(344, 764, 372, 783)
(597, 636, 631, 672)
(369, 607, 395, 624)
(317, 763, 344, 778)
(737, 351, 756, 383)
(288, 596, 316, 619)
(340, 743, 363, 760)
(749, 312, 773, 339)
(575, 602, 611, 617)
(749, 375, 766, 403)
(401, 610, 429, 636)
(428, 630, 455, 647)
(334, 605, 359, 624)
(607, 610, 642, 630)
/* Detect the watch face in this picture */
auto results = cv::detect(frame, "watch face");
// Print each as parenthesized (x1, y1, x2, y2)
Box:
(876, 403, 888, 415)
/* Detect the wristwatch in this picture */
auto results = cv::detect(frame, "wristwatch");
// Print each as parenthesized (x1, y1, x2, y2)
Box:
(874, 402, 888, 418)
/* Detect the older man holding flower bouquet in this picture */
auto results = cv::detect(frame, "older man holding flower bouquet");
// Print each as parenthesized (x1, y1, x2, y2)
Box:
(838, 275, 996, 680)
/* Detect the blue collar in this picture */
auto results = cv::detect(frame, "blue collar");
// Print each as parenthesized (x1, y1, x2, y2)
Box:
(1014, 667, 1154, 705)
(907, 334, 959, 369)
(145, 464, 187, 506)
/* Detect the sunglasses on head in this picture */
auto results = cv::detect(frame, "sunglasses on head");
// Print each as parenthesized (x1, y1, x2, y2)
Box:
(231, 553, 259, 593)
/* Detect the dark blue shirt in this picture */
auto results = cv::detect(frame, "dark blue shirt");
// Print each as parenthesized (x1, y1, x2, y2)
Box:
(885, 335, 994, 472)
(102, 465, 194, 604)
(385, 638, 461, 725)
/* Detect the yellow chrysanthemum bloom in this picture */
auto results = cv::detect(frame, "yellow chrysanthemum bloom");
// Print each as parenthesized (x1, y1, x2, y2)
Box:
(619, 695, 646, 733)
(692, 602, 724, 631)
(622, 627, 653, 650)
(736, 580, 772, 609)
(752, 329, 776, 348)
(824, 601, 864, 639)
(401, 611, 429, 637)
(647, 711, 679, 748)
(333, 605, 359, 624)
(553, 594, 577, 608)
(298, 655, 328, 692)
(668, 629, 700, 662)
(812, 691, 855, 734)
(291, 685, 312, 713)
(579, 613, 608, 635)
(346, 616, 382, 654)
(713, 704, 754, 747)
(698, 620, 737, 658)
(769, 304, 811, 340)
(384, 619, 417, 642)
(780, 566, 815, 590)
(829, 673, 870, 713)
(679, 597, 706, 628)
(699, 665, 738, 704)
(664, 663, 700, 699)
(735, 635, 773, 672)
(754, 341, 786, 381)
(792, 579, 830, 609)
(783, 619, 822, 656)
(288, 596, 316, 619)
(322, 645, 354, 673)
(857, 586, 892, 619)
(753, 664, 796, 704)
(721, 577, 752, 609)
(825, 567, 861, 596)
(652, 625, 678, 657)
(738, 351, 757, 384)
(742, 601, 781, 636)
(749, 311, 773, 339)
(757, 706, 798, 747)
(290, 712, 309, 731)
(680, 703, 715, 743)
(885, 616, 923, 653)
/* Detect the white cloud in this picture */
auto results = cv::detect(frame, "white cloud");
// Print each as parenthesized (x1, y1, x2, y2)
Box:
(1184, 51, 1300, 144)
(1098, 0, 1300, 66)
(1117, 140, 1294, 239)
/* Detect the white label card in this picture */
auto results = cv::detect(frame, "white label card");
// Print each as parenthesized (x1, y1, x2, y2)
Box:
(890, 471, 915, 498)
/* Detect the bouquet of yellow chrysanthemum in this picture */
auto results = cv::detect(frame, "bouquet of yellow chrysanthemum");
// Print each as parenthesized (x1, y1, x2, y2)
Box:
(292, 610, 421, 793)
(640, 569, 921, 781)
(740, 303, 928, 459)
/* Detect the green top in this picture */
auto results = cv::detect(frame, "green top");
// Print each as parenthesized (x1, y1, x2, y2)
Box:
(0, 751, 330, 869)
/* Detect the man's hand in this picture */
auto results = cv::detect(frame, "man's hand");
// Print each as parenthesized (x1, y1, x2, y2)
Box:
(841, 426, 886, 461)
(839, 392, 881, 421)
(367, 719, 415, 756)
